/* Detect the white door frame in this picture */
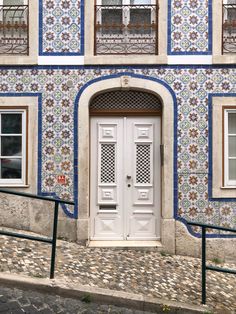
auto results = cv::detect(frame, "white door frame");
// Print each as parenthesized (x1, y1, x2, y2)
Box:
(77, 75, 175, 251)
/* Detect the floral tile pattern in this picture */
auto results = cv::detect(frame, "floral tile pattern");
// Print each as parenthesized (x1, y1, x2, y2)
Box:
(0, 66, 235, 235)
(39, 0, 212, 55)
(170, 0, 210, 53)
(40, 0, 82, 55)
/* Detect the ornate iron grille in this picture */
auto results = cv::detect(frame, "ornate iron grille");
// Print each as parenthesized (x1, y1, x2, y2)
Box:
(0, 4, 28, 55)
(95, 4, 158, 55)
(136, 144, 151, 184)
(223, 2, 236, 54)
(100, 144, 116, 183)
(90, 90, 162, 113)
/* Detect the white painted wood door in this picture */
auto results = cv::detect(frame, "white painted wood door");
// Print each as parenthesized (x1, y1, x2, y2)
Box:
(90, 116, 161, 241)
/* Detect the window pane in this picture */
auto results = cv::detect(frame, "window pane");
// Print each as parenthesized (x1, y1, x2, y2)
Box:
(131, 0, 151, 4)
(228, 113, 236, 134)
(1, 136, 22, 156)
(1, 158, 21, 179)
(229, 136, 236, 157)
(3, 0, 24, 4)
(101, 9, 123, 34)
(229, 159, 236, 180)
(130, 8, 151, 34)
(102, 0, 122, 5)
(1, 114, 22, 134)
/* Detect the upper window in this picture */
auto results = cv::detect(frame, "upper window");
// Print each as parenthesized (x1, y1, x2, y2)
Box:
(222, 0, 236, 54)
(0, 0, 38, 64)
(0, 0, 28, 55)
(95, 0, 158, 55)
(0, 108, 27, 185)
(213, 0, 236, 63)
(224, 108, 236, 186)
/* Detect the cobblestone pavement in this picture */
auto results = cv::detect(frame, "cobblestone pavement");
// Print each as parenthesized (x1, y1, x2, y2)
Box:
(0, 285, 154, 313)
(0, 235, 235, 313)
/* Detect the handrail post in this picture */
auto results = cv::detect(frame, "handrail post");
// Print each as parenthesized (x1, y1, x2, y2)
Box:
(202, 226, 206, 304)
(50, 201, 59, 279)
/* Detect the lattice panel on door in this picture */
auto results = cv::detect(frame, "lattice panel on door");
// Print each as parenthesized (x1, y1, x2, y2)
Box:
(136, 144, 151, 184)
(90, 90, 162, 112)
(100, 144, 116, 183)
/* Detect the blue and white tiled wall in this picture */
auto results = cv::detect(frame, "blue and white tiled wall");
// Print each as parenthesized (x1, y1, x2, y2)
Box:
(39, 0, 211, 56)
(39, 0, 84, 56)
(0, 0, 234, 238)
(1, 66, 235, 236)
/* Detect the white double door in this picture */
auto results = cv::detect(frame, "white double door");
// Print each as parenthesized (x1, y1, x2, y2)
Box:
(90, 116, 161, 240)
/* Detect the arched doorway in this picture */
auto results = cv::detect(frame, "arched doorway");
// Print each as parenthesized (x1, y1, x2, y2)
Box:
(90, 89, 162, 240)
(77, 74, 175, 249)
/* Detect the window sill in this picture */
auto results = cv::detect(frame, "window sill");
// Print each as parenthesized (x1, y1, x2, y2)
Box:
(0, 185, 30, 188)
(221, 186, 236, 189)
(84, 54, 168, 65)
(212, 54, 236, 64)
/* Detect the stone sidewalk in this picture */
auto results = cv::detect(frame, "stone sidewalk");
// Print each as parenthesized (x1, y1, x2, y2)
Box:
(0, 235, 235, 313)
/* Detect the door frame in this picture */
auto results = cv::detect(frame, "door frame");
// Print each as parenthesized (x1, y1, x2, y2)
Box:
(77, 74, 175, 251)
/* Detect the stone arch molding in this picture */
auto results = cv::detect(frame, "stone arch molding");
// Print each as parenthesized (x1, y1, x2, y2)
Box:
(77, 74, 175, 246)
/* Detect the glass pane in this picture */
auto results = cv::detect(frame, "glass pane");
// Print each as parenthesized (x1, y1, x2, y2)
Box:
(101, 9, 123, 34)
(130, 8, 151, 34)
(102, 0, 122, 5)
(3, 0, 24, 5)
(1, 114, 22, 134)
(229, 136, 236, 156)
(229, 159, 236, 180)
(1, 136, 22, 156)
(131, 0, 151, 4)
(1, 158, 22, 179)
(228, 113, 236, 134)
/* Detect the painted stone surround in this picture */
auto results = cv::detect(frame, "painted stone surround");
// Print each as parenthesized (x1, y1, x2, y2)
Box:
(0, 66, 235, 238)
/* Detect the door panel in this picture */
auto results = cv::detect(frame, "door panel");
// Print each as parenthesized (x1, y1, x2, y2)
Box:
(125, 118, 160, 240)
(90, 116, 160, 241)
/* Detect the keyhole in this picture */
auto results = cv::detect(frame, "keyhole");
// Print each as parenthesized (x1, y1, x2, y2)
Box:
(128, 184, 131, 187)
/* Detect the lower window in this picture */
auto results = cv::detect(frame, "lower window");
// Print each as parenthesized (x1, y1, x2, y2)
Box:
(224, 108, 236, 186)
(0, 108, 27, 185)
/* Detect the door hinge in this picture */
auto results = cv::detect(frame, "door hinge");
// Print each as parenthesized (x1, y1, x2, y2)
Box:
(160, 144, 164, 166)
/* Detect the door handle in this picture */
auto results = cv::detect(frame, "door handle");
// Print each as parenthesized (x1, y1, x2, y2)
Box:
(126, 175, 131, 180)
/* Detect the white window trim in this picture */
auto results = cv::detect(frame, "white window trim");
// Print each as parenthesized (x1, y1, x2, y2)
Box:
(0, 97, 38, 193)
(0, 0, 38, 65)
(85, 0, 167, 64)
(0, 109, 27, 186)
(224, 108, 236, 187)
(212, 97, 236, 198)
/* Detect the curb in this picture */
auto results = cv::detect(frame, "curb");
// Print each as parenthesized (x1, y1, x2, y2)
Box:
(0, 273, 210, 314)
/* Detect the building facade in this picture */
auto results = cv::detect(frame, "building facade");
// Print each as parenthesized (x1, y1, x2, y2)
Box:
(0, 0, 235, 258)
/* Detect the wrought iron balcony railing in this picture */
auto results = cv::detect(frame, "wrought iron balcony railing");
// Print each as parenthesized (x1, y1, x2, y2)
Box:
(95, 4, 158, 55)
(0, 5, 28, 55)
(223, 3, 236, 54)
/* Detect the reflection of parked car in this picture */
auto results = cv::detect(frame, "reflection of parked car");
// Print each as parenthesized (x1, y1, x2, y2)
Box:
(1, 157, 21, 179)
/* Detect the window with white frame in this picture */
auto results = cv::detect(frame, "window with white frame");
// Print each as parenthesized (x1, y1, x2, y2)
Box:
(224, 108, 236, 186)
(0, 109, 27, 185)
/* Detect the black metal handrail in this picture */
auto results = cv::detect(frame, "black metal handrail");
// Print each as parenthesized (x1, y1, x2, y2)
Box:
(0, 188, 74, 279)
(187, 221, 236, 305)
